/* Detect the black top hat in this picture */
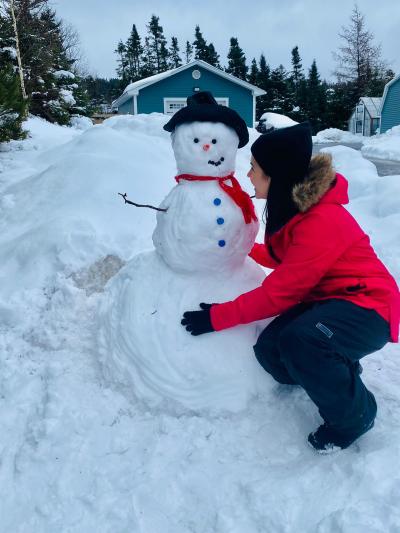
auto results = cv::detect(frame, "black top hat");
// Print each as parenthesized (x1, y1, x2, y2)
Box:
(163, 91, 249, 148)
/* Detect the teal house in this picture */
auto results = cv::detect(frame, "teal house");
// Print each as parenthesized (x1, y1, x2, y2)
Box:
(380, 74, 400, 133)
(112, 60, 265, 128)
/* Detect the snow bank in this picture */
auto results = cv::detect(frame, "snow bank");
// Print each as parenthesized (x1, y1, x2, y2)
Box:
(313, 128, 361, 143)
(259, 112, 298, 130)
(361, 125, 400, 162)
(69, 114, 93, 131)
(1, 113, 400, 532)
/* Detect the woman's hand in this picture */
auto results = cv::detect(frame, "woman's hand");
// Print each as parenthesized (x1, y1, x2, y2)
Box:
(181, 303, 215, 336)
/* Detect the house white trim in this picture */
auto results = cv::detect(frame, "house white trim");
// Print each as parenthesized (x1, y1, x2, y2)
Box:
(380, 73, 400, 113)
(163, 97, 230, 116)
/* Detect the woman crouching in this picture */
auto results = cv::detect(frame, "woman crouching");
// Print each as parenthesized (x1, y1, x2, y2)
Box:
(182, 122, 400, 453)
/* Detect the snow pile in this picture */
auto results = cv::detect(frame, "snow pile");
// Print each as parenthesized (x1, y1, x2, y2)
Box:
(69, 114, 93, 130)
(259, 112, 298, 130)
(1, 113, 400, 532)
(313, 128, 361, 143)
(361, 125, 400, 162)
(103, 112, 171, 139)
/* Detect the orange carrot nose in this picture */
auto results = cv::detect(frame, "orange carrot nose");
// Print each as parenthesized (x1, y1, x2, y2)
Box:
(203, 144, 210, 151)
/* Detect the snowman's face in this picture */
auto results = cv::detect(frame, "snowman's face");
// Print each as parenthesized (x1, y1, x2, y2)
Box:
(171, 121, 239, 177)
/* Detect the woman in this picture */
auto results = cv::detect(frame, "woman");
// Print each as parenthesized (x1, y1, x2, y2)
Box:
(181, 122, 400, 453)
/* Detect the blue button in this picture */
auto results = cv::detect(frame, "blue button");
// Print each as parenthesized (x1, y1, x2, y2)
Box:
(218, 240, 226, 247)
(217, 217, 224, 225)
(213, 198, 221, 206)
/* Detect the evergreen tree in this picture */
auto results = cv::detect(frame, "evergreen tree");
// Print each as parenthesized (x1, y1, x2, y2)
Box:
(226, 37, 248, 80)
(288, 46, 307, 121)
(0, 62, 27, 142)
(146, 15, 169, 73)
(185, 40, 193, 63)
(269, 64, 290, 114)
(193, 25, 208, 61)
(1, 0, 90, 125)
(125, 24, 143, 81)
(140, 36, 156, 77)
(248, 58, 259, 85)
(305, 60, 328, 133)
(255, 54, 271, 118)
(169, 36, 182, 68)
(115, 40, 128, 81)
(205, 42, 220, 68)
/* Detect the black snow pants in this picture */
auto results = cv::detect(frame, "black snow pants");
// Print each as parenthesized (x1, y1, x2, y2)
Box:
(253, 299, 390, 433)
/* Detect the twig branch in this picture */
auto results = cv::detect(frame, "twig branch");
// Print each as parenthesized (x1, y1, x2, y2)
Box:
(118, 193, 167, 212)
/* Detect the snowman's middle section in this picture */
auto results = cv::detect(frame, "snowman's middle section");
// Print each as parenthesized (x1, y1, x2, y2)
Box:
(153, 180, 259, 274)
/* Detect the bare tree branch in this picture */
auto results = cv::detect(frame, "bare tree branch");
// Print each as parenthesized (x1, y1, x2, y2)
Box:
(118, 193, 167, 212)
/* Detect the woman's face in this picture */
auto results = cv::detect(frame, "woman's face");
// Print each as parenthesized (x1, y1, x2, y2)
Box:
(247, 156, 271, 199)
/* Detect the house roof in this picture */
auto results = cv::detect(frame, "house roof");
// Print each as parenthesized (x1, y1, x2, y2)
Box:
(112, 60, 266, 107)
(381, 73, 400, 114)
(359, 97, 382, 119)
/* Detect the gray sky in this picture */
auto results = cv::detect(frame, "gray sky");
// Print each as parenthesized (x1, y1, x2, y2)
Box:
(54, 0, 400, 81)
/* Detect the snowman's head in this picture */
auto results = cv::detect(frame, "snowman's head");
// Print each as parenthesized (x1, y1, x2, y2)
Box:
(171, 121, 239, 177)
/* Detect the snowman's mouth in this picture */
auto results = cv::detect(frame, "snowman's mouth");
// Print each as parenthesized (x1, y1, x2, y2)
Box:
(208, 156, 225, 167)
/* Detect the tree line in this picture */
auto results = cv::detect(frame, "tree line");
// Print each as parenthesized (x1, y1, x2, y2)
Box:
(109, 8, 394, 133)
(0, 3, 395, 143)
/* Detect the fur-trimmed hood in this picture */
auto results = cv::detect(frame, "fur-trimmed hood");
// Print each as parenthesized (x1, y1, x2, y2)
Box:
(292, 153, 337, 212)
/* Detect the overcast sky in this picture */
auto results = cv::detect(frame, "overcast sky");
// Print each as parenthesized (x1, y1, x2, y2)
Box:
(54, 0, 400, 81)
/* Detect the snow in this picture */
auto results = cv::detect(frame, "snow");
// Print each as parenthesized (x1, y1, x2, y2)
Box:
(1, 113, 400, 532)
(59, 88, 76, 106)
(53, 70, 75, 79)
(313, 128, 361, 143)
(0, 46, 17, 59)
(361, 125, 400, 162)
(259, 112, 298, 130)
(69, 114, 93, 131)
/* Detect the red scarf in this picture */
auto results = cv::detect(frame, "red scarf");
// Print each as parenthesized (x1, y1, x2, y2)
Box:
(175, 173, 258, 224)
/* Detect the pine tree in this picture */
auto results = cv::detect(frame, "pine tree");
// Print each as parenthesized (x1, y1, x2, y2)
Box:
(193, 25, 208, 61)
(185, 40, 193, 63)
(140, 36, 156, 77)
(115, 40, 128, 81)
(305, 60, 328, 133)
(269, 64, 290, 114)
(255, 54, 271, 118)
(146, 15, 169, 73)
(248, 58, 259, 85)
(288, 46, 306, 121)
(0, 62, 27, 142)
(226, 37, 248, 80)
(125, 24, 143, 81)
(169, 36, 182, 68)
(206, 43, 220, 68)
(1, 0, 89, 125)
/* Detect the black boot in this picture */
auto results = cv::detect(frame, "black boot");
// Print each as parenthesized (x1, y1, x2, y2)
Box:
(308, 418, 375, 454)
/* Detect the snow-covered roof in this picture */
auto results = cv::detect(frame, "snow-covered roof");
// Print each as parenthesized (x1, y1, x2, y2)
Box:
(113, 60, 265, 107)
(359, 97, 382, 119)
(381, 73, 400, 114)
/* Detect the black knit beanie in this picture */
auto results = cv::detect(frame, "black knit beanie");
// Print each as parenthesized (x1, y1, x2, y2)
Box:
(251, 122, 313, 235)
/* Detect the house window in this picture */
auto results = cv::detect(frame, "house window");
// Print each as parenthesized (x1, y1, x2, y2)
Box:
(356, 120, 363, 133)
(192, 69, 201, 80)
(164, 97, 229, 116)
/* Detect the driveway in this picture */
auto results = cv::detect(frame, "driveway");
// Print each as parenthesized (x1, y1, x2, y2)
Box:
(313, 142, 400, 176)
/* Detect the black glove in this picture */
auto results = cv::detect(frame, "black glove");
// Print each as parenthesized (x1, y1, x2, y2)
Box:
(181, 303, 215, 336)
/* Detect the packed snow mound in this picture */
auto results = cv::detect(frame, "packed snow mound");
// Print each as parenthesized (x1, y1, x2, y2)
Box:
(313, 128, 361, 143)
(320, 145, 379, 198)
(69, 114, 93, 131)
(259, 112, 298, 130)
(99, 251, 267, 413)
(103, 112, 171, 139)
(362, 125, 400, 162)
(375, 175, 400, 217)
(0, 120, 176, 296)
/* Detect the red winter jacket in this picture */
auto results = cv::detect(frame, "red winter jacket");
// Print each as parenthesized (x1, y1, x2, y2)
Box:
(210, 160, 400, 342)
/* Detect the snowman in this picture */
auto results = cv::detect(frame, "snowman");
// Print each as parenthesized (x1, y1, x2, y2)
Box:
(98, 92, 269, 414)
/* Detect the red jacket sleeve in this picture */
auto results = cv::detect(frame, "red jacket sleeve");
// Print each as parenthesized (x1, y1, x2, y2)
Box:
(248, 243, 280, 269)
(211, 208, 357, 331)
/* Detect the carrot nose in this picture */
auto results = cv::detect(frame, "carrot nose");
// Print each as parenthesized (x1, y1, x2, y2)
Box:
(203, 144, 210, 151)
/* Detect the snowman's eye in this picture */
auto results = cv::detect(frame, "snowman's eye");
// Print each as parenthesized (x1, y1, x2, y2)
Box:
(211, 139, 217, 144)
(193, 138, 199, 143)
